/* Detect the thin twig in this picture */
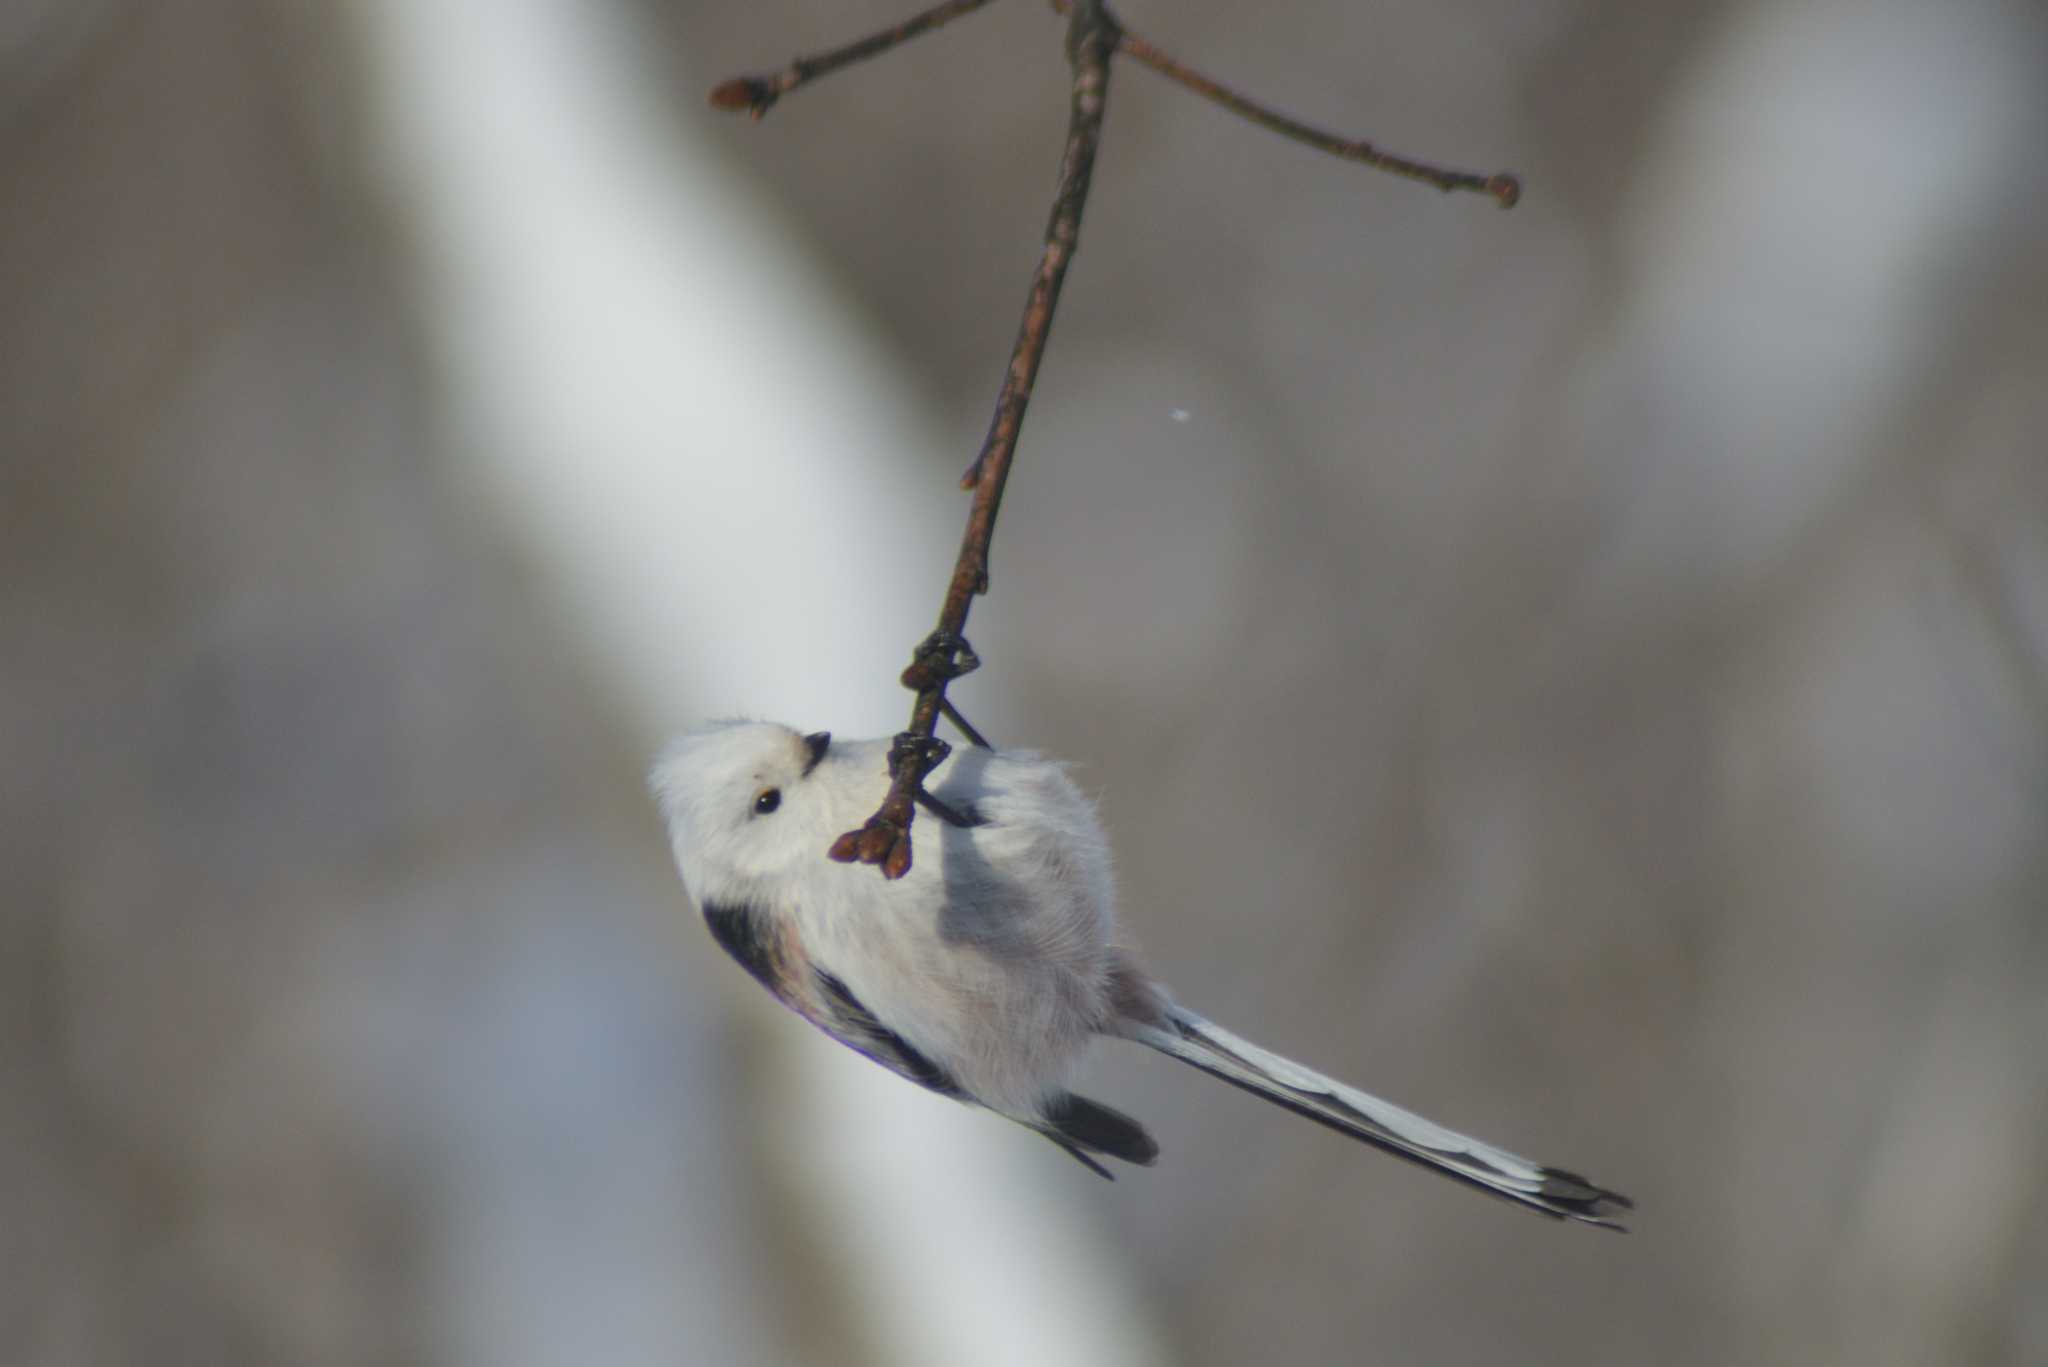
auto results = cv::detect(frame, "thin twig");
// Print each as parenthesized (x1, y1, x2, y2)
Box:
(1112, 25, 1519, 207)
(709, 0, 998, 118)
(828, 0, 1120, 878)
(939, 696, 992, 749)
(914, 787, 984, 827)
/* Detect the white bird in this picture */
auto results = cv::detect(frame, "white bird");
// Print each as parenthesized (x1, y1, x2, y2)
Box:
(652, 720, 1631, 1227)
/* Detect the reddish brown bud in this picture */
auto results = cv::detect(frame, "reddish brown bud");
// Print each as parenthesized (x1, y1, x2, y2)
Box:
(828, 830, 864, 862)
(708, 76, 775, 115)
(1486, 172, 1521, 209)
(859, 826, 896, 864)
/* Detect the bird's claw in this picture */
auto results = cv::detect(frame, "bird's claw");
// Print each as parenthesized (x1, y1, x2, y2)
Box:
(900, 630, 981, 691)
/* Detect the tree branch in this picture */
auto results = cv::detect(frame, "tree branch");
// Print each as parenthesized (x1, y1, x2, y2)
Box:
(827, 0, 1119, 878)
(708, 0, 998, 119)
(712, 0, 1520, 876)
(1110, 24, 1519, 207)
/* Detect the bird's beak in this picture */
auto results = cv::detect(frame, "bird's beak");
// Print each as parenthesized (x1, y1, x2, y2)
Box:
(801, 730, 832, 776)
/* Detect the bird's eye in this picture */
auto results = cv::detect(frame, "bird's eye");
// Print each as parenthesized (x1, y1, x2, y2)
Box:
(753, 788, 782, 815)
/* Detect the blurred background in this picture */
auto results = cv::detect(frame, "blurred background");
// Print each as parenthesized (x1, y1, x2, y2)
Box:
(5, 0, 2046, 1363)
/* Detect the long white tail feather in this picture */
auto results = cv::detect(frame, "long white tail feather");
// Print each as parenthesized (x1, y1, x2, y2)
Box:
(1134, 1006, 1631, 1228)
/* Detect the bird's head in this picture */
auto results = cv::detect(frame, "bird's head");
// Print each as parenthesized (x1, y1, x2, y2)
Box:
(650, 719, 836, 903)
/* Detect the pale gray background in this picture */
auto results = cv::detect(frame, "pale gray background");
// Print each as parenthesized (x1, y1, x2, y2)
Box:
(5, 1, 2045, 1364)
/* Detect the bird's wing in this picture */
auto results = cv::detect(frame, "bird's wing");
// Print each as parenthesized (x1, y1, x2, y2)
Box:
(701, 900, 963, 1099)
(1040, 1092, 1158, 1168)
(810, 966, 964, 1097)
(701, 900, 1160, 1179)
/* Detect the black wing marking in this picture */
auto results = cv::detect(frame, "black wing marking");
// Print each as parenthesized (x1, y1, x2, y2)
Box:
(702, 902, 1162, 1180)
(1043, 1093, 1158, 1167)
(701, 901, 785, 995)
(702, 901, 958, 1096)
(813, 969, 963, 1098)
(1036, 1132, 1116, 1180)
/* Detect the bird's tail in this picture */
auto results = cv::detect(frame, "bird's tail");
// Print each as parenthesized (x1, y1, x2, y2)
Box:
(1127, 1005, 1632, 1228)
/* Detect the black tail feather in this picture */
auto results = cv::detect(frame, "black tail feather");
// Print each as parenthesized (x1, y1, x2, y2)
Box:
(1135, 1007, 1632, 1228)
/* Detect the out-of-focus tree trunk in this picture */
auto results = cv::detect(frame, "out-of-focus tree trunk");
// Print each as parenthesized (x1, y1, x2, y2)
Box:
(2, 6, 777, 1364)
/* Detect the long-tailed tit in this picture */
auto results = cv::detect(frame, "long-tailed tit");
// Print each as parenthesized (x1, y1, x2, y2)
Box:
(652, 720, 1631, 1227)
